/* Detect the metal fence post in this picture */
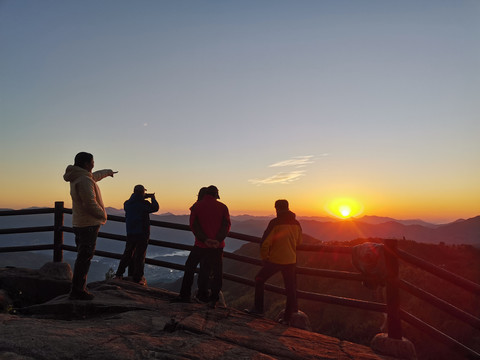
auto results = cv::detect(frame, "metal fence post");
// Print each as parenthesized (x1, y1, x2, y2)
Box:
(384, 238, 402, 339)
(53, 201, 64, 262)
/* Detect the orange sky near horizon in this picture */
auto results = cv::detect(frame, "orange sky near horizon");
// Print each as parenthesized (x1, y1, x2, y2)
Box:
(1, 174, 477, 224)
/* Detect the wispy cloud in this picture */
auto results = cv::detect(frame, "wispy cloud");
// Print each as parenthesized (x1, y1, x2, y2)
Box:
(269, 155, 314, 168)
(249, 155, 326, 186)
(249, 171, 306, 185)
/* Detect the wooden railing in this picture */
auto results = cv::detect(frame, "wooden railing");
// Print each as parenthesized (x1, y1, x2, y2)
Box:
(1, 202, 479, 359)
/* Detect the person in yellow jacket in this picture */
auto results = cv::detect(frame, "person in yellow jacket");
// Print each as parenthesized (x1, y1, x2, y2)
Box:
(246, 199, 302, 324)
(63, 152, 117, 300)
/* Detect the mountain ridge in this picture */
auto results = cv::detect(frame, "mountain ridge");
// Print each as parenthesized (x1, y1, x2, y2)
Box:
(127, 210, 480, 246)
(1, 207, 479, 246)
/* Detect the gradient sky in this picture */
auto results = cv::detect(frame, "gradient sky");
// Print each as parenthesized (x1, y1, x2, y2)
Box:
(1, 1, 479, 223)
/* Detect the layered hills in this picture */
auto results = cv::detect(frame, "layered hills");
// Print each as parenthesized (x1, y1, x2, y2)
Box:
(1, 207, 479, 246)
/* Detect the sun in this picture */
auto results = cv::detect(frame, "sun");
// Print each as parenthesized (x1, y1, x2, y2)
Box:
(326, 197, 363, 219)
(339, 205, 352, 218)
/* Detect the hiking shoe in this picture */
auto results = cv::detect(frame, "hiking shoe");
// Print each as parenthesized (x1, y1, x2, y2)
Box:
(194, 295, 208, 304)
(69, 290, 95, 301)
(244, 308, 264, 317)
(114, 275, 123, 280)
(278, 318, 290, 325)
(208, 300, 217, 309)
(134, 277, 147, 286)
(170, 296, 191, 303)
(193, 290, 210, 303)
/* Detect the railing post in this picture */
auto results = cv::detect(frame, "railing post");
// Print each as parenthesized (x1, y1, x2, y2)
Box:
(384, 238, 402, 339)
(53, 201, 64, 262)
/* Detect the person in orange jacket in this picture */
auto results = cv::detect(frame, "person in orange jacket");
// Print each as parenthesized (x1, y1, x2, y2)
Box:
(246, 199, 302, 324)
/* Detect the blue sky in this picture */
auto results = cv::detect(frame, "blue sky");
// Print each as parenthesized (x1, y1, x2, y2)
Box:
(1, 1, 479, 222)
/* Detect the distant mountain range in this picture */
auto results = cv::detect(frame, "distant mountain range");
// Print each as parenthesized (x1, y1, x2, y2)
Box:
(145, 210, 479, 246)
(1, 207, 479, 286)
(1, 207, 479, 247)
(301, 216, 480, 245)
(164, 212, 480, 246)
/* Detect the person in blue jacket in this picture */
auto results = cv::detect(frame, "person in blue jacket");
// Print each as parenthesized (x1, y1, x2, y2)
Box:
(116, 184, 159, 285)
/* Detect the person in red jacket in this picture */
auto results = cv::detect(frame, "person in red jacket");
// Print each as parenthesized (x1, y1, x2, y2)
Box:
(246, 199, 302, 324)
(172, 185, 231, 308)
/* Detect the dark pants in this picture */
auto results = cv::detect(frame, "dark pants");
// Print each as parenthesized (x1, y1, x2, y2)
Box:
(254, 262, 298, 321)
(197, 257, 212, 301)
(116, 233, 149, 282)
(71, 225, 99, 293)
(180, 246, 223, 301)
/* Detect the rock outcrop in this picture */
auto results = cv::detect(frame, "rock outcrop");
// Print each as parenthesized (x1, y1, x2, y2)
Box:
(0, 263, 72, 308)
(0, 266, 403, 360)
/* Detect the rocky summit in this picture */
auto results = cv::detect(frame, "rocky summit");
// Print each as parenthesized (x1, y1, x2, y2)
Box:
(0, 267, 402, 360)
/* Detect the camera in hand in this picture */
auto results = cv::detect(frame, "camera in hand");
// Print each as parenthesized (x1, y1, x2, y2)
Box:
(145, 193, 154, 199)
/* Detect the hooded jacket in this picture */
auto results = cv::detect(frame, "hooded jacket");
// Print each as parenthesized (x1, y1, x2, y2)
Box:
(63, 165, 113, 227)
(260, 210, 302, 265)
(189, 194, 231, 249)
(124, 193, 159, 235)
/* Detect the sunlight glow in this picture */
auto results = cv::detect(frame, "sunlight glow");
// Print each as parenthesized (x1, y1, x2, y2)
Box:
(326, 198, 363, 219)
(339, 205, 351, 217)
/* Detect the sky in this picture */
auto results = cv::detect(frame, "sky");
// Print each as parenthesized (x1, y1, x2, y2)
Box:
(1, 0, 479, 223)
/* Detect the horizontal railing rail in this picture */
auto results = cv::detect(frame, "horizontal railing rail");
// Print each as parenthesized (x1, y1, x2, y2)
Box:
(0, 244, 54, 253)
(0, 202, 479, 359)
(0, 208, 55, 216)
(400, 309, 478, 358)
(0, 226, 54, 235)
(397, 248, 480, 295)
(398, 280, 480, 330)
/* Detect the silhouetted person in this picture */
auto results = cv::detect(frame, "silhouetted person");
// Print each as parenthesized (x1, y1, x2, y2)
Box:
(190, 186, 222, 303)
(172, 185, 230, 308)
(246, 199, 302, 324)
(63, 152, 117, 300)
(116, 185, 159, 285)
(190, 187, 211, 302)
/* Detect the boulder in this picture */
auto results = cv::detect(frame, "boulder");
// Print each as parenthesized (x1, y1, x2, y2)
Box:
(39, 262, 72, 280)
(276, 309, 312, 331)
(371, 333, 417, 360)
(0, 263, 72, 308)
